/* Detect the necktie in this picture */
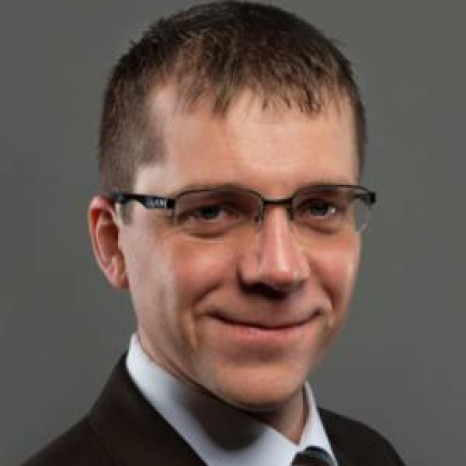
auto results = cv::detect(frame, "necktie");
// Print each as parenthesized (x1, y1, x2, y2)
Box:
(292, 446, 336, 466)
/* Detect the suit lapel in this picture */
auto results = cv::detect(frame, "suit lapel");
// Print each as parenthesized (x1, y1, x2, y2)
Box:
(89, 356, 208, 466)
(319, 408, 358, 466)
(333, 447, 357, 466)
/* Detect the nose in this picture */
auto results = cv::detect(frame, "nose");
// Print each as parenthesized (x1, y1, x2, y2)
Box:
(238, 207, 310, 293)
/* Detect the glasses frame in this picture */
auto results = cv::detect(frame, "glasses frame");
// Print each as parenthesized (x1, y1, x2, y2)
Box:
(110, 184, 376, 233)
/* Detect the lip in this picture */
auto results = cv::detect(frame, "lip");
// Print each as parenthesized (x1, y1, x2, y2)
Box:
(210, 307, 322, 328)
(206, 310, 323, 343)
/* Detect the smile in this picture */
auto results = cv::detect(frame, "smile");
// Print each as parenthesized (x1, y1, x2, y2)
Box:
(207, 310, 323, 343)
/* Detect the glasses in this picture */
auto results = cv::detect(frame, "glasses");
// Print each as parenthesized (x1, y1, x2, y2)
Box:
(110, 184, 376, 240)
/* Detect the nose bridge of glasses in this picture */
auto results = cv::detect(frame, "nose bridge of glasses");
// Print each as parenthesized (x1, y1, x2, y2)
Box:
(255, 196, 295, 223)
(253, 199, 298, 247)
(252, 200, 306, 255)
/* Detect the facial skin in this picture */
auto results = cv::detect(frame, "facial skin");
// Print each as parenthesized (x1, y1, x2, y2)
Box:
(89, 87, 361, 442)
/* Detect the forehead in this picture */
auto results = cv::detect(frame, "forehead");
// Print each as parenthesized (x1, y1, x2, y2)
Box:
(136, 86, 358, 195)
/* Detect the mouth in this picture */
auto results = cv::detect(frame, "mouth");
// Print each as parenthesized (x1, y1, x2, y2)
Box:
(210, 306, 323, 327)
(206, 309, 324, 342)
(213, 313, 319, 330)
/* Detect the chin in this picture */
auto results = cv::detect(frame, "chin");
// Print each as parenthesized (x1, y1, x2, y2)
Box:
(203, 362, 311, 413)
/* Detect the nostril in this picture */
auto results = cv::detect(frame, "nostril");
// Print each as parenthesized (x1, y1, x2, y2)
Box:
(240, 282, 291, 299)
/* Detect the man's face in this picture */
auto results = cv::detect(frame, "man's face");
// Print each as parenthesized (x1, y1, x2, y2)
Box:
(117, 88, 361, 414)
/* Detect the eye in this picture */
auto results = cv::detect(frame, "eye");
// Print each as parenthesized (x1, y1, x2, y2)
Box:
(299, 199, 340, 218)
(294, 193, 349, 234)
(189, 204, 228, 221)
(176, 201, 244, 228)
(172, 189, 258, 238)
(305, 200, 337, 217)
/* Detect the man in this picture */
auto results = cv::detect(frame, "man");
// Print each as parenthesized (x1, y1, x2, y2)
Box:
(23, 2, 407, 465)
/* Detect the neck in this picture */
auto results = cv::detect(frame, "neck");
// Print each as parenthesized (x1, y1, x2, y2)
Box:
(248, 389, 307, 443)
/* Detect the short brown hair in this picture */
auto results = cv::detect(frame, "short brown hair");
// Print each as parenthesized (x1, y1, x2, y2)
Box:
(99, 1, 366, 193)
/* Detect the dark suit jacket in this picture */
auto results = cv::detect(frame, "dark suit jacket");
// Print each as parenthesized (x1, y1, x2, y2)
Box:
(22, 358, 406, 466)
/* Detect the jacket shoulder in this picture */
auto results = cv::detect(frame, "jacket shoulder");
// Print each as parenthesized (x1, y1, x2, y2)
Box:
(319, 408, 407, 466)
(21, 417, 113, 466)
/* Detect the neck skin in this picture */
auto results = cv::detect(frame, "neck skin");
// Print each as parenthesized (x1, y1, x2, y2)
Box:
(248, 390, 308, 444)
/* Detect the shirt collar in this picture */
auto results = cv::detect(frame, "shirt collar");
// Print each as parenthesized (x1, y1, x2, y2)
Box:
(126, 333, 337, 466)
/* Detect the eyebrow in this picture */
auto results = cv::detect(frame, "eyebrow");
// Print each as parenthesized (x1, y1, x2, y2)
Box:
(166, 179, 357, 198)
(168, 182, 249, 197)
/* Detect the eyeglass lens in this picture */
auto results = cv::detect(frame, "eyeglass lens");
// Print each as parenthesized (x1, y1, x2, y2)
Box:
(172, 186, 371, 240)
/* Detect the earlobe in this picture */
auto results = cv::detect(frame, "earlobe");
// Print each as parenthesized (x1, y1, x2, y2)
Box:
(88, 196, 129, 290)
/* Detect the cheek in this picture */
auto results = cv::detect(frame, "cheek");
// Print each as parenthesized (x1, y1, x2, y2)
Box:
(163, 241, 237, 336)
(169, 241, 236, 303)
(315, 236, 361, 323)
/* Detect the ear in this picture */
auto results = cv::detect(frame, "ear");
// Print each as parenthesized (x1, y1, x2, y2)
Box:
(88, 195, 129, 290)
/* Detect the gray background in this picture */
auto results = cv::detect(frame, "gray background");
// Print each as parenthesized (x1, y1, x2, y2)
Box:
(1, 1, 465, 465)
